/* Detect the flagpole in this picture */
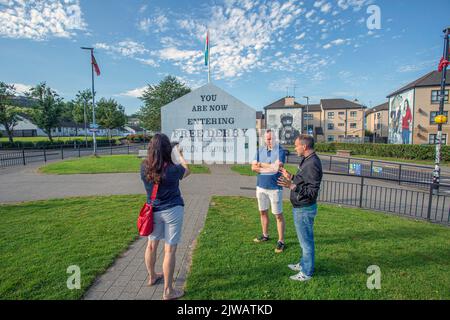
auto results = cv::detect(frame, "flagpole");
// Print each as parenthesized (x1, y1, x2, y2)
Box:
(81, 47, 97, 156)
(208, 30, 211, 84)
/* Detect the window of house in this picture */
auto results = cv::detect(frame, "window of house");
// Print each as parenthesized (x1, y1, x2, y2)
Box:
(338, 123, 344, 127)
(430, 111, 449, 124)
(328, 112, 334, 119)
(429, 134, 447, 145)
(328, 123, 334, 130)
(350, 123, 357, 128)
(376, 123, 382, 130)
(327, 135, 335, 142)
(350, 111, 357, 117)
(304, 113, 313, 120)
(431, 90, 449, 103)
(338, 111, 345, 116)
(376, 112, 381, 119)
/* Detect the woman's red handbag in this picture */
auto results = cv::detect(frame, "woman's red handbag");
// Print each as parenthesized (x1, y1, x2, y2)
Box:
(137, 184, 159, 236)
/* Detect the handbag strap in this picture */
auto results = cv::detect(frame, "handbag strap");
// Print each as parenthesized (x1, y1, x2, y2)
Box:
(150, 183, 159, 204)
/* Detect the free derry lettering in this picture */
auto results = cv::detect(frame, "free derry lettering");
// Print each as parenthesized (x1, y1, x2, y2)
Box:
(171, 94, 250, 139)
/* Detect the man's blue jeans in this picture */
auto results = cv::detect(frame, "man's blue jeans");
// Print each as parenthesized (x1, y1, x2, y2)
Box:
(292, 204, 317, 277)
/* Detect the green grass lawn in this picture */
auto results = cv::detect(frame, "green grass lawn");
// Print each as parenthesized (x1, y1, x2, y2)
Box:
(0, 195, 145, 299)
(39, 155, 210, 174)
(184, 196, 450, 299)
(230, 164, 299, 176)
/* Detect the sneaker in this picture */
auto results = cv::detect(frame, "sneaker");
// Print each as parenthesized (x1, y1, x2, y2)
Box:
(288, 263, 302, 272)
(274, 241, 285, 253)
(253, 235, 269, 243)
(290, 271, 312, 282)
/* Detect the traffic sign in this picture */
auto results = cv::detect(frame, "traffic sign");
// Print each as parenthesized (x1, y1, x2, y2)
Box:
(90, 123, 99, 129)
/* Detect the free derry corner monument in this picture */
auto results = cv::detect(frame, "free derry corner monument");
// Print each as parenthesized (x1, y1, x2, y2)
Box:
(161, 83, 257, 164)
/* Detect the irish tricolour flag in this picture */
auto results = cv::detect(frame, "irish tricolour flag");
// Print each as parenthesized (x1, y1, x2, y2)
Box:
(204, 30, 209, 66)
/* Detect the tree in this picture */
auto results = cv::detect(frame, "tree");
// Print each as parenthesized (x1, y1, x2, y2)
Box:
(138, 75, 191, 131)
(0, 82, 22, 143)
(26, 82, 63, 142)
(96, 98, 127, 140)
(72, 89, 93, 136)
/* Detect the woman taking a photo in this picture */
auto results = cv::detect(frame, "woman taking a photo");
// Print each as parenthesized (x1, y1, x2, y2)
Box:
(141, 133, 190, 300)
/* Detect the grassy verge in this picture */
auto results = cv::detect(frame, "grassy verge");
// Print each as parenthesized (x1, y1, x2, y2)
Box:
(39, 155, 210, 174)
(184, 196, 450, 299)
(230, 164, 298, 176)
(0, 195, 146, 299)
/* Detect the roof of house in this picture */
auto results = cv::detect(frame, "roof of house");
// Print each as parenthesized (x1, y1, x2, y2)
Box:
(320, 98, 366, 110)
(304, 104, 321, 112)
(256, 111, 265, 119)
(365, 102, 389, 116)
(387, 70, 450, 98)
(263, 97, 303, 110)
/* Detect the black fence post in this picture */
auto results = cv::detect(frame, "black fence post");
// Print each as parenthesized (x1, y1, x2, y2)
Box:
(359, 176, 364, 208)
(426, 183, 434, 221)
(78, 144, 81, 157)
(110, 142, 113, 155)
(398, 164, 402, 185)
(347, 158, 351, 174)
(61, 145, 64, 160)
(43, 147, 47, 162)
(329, 156, 332, 171)
(370, 160, 373, 177)
(22, 148, 26, 166)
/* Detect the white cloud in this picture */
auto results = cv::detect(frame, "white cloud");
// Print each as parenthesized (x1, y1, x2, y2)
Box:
(119, 86, 147, 98)
(323, 38, 351, 49)
(295, 32, 306, 40)
(268, 77, 296, 93)
(136, 58, 159, 67)
(397, 60, 435, 73)
(320, 3, 332, 13)
(0, 0, 86, 40)
(138, 14, 169, 33)
(11, 83, 33, 94)
(95, 40, 148, 57)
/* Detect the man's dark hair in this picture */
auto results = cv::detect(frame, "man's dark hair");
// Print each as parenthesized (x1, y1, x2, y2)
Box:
(297, 134, 315, 150)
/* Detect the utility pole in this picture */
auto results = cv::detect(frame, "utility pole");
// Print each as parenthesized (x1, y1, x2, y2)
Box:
(432, 27, 450, 190)
(303, 96, 310, 135)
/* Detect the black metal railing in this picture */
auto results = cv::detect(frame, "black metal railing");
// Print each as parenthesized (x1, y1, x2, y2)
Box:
(319, 172, 450, 225)
(286, 153, 448, 189)
(0, 143, 147, 168)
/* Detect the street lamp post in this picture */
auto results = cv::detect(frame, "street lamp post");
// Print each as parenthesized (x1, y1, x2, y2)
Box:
(303, 96, 310, 135)
(83, 98, 88, 148)
(432, 27, 450, 190)
(81, 47, 97, 156)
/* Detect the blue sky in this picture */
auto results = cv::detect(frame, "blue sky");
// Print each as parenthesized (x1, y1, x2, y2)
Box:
(1, 0, 449, 115)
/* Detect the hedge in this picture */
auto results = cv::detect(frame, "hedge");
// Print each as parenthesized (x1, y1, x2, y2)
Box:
(313, 143, 450, 162)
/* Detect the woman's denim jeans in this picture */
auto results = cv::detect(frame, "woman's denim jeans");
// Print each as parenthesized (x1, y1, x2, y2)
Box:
(292, 204, 317, 277)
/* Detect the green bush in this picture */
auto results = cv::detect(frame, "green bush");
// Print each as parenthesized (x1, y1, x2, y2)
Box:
(314, 143, 450, 162)
(126, 134, 151, 143)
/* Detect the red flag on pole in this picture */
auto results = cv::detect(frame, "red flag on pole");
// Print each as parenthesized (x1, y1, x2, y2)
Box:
(91, 52, 101, 76)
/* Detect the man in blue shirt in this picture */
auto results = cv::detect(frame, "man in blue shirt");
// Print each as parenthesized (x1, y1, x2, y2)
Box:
(251, 129, 287, 253)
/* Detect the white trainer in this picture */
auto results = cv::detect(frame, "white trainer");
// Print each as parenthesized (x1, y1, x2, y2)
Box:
(288, 263, 302, 272)
(289, 271, 312, 281)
